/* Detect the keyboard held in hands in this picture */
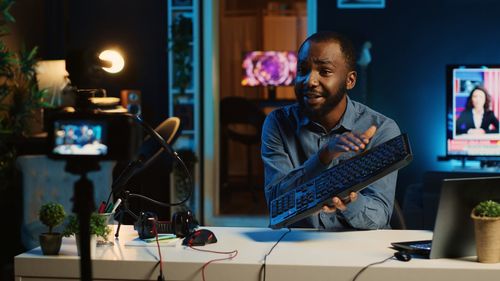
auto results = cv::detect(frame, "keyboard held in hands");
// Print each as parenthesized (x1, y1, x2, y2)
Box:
(269, 133, 413, 229)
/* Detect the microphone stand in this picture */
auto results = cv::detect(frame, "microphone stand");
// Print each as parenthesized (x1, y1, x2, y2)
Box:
(114, 190, 138, 239)
(110, 116, 194, 238)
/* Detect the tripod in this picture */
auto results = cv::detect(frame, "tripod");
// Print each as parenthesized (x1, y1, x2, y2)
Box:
(114, 190, 138, 238)
(66, 160, 100, 281)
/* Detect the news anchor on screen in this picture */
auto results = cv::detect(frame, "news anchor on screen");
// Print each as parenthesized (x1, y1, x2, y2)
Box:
(455, 86, 499, 135)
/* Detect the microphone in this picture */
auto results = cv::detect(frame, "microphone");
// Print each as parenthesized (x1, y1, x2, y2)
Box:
(111, 117, 180, 191)
(138, 117, 180, 168)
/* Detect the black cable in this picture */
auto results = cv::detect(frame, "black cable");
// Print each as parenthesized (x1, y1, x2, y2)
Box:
(261, 228, 291, 281)
(133, 115, 194, 207)
(352, 255, 395, 281)
(105, 114, 194, 209)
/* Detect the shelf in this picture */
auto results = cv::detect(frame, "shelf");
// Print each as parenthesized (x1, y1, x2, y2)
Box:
(167, 0, 200, 228)
(171, 88, 194, 95)
(171, 6, 193, 11)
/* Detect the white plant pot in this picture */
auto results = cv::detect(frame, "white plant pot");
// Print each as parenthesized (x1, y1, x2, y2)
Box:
(75, 234, 97, 258)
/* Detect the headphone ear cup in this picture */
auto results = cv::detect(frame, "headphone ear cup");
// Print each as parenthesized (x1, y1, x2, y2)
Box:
(172, 210, 198, 238)
(134, 211, 158, 239)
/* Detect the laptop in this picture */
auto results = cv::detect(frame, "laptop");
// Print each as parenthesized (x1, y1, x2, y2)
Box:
(392, 176, 500, 259)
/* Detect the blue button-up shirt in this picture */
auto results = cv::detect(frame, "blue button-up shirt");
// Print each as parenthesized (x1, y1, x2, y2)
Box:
(261, 96, 401, 230)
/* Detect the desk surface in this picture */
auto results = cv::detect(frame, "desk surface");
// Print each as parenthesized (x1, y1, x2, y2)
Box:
(15, 225, 500, 281)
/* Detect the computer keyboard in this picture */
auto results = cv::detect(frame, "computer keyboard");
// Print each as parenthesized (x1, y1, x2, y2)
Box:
(269, 133, 413, 229)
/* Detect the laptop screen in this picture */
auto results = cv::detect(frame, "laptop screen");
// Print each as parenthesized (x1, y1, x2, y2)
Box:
(429, 176, 500, 259)
(393, 176, 500, 259)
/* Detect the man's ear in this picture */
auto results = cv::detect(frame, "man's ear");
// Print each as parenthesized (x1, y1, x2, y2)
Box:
(346, 71, 357, 90)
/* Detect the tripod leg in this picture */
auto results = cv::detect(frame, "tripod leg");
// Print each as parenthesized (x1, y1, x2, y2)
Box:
(73, 174, 94, 281)
(115, 210, 124, 238)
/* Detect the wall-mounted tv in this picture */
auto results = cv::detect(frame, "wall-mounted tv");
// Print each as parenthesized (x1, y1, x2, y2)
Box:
(241, 51, 297, 87)
(446, 65, 500, 159)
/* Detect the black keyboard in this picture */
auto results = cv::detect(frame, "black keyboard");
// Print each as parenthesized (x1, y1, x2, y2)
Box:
(269, 133, 413, 229)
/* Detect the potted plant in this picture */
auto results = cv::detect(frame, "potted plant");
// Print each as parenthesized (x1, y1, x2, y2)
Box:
(63, 213, 111, 257)
(170, 13, 193, 96)
(38, 202, 66, 255)
(471, 200, 500, 263)
(0, 0, 48, 188)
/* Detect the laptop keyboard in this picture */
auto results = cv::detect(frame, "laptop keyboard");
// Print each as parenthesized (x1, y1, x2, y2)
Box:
(409, 242, 432, 250)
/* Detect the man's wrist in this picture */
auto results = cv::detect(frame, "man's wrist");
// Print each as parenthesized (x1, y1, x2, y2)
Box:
(319, 145, 332, 165)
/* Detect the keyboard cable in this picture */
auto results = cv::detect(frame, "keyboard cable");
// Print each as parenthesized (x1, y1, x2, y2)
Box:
(261, 228, 292, 281)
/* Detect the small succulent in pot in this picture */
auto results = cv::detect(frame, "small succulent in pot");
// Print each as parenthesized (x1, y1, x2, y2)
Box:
(38, 202, 66, 255)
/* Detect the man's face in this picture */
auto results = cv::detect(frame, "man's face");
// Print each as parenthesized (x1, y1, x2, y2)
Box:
(294, 40, 356, 120)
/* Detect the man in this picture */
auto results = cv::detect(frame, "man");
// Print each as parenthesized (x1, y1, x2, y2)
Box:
(261, 31, 400, 230)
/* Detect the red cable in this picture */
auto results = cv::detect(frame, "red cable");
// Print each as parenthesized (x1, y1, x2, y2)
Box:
(189, 246, 238, 281)
(151, 219, 164, 280)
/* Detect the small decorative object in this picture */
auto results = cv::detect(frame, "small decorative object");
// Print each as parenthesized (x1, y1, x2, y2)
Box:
(471, 200, 500, 263)
(38, 202, 66, 255)
(63, 213, 111, 257)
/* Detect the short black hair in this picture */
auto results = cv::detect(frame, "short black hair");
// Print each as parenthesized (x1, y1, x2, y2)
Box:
(298, 31, 357, 71)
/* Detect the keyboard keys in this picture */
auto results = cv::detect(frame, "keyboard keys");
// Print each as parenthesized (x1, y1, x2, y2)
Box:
(269, 134, 413, 229)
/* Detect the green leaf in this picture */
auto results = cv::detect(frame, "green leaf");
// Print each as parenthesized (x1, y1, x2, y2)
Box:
(0, 25, 10, 36)
(1, 1, 15, 23)
(473, 200, 500, 217)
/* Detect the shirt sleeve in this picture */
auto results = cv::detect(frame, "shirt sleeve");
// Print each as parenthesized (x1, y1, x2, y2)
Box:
(320, 119, 401, 230)
(261, 110, 328, 206)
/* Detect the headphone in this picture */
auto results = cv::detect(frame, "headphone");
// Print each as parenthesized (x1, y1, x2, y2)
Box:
(134, 210, 198, 239)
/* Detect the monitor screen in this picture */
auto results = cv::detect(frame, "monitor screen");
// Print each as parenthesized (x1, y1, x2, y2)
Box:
(241, 51, 297, 87)
(52, 120, 108, 156)
(446, 65, 500, 158)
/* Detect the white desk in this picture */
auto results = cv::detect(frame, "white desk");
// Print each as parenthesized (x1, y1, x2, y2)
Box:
(15, 225, 500, 281)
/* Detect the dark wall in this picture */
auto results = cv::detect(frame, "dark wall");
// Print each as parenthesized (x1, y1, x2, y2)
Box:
(9, 0, 172, 221)
(65, 0, 169, 125)
(318, 0, 500, 200)
(64, 0, 172, 220)
(12, 0, 168, 125)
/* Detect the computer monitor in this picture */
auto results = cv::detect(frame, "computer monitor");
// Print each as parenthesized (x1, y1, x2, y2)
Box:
(446, 65, 500, 159)
(241, 51, 297, 99)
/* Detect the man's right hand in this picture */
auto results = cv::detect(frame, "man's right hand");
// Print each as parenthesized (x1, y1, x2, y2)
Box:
(319, 125, 377, 165)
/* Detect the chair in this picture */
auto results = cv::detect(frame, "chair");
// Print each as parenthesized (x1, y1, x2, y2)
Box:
(220, 97, 266, 201)
(390, 199, 407, 230)
(17, 156, 115, 250)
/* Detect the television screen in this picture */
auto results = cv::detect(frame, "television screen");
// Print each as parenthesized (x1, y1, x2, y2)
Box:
(446, 65, 500, 158)
(241, 51, 297, 87)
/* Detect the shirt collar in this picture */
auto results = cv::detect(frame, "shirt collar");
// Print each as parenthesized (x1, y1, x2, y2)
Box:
(297, 95, 356, 133)
(340, 96, 356, 131)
